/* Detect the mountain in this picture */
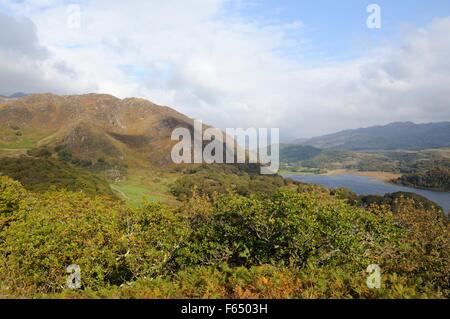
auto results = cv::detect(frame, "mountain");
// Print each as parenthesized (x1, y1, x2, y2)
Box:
(295, 122, 450, 151)
(0, 92, 29, 100)
(8, 92, 29, 98)
(0, 93, 198, 167)
(0, 93, 266, 202)
(280, 144, 322, 162)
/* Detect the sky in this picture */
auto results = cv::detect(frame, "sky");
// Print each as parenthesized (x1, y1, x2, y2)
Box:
(1, 0, 450, 140)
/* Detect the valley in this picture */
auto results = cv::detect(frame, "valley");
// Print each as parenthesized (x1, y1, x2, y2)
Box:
(280, 124, 450, 212)
(109, 169, 180, 207)
(281, 136, 450, 192)
(0, 94, 449, 299)
(2, 0, 450, 303)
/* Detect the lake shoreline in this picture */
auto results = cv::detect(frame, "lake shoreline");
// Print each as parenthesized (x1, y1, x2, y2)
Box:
(280, 169, 401, 182)
(320, 169, 401, 182)
(283, 172, 450, 214)
(283, 169, 449, 193)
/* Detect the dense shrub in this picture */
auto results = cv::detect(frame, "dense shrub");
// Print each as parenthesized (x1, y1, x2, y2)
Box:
(1, 191, 132, 292)
(170, 165, 288, 200)
(44, 265, 443, 299)
(122, 202, 190, 279)
(27, 147, 52, 159)
(57, 149, 73, 162)
(375, 200, 450, 296)
(0, 176, 448, 298)
(0, 157, 114, 197)
(330, 187, 362, 206)
(173, 190, 401, 271)
(0, 190, 188, 294)
(0, 176, 28, 230)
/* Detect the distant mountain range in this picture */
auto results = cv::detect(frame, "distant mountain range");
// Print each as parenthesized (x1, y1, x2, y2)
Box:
(0, 92, 29, 100)
(8, 92, 29, 98)
(294, 122, 450, 151)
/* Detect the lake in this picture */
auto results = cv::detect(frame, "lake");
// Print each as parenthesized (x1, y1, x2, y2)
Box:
(283, 173, 450, 214)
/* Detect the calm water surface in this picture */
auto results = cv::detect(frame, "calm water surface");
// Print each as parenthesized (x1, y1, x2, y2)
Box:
(284, 174, 450, 214)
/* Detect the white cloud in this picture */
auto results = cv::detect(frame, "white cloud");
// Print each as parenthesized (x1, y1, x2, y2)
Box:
(0, 9, 97, 95)
(0, 0, 449, 139)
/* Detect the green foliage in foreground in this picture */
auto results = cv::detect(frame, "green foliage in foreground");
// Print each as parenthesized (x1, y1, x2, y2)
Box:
(0, 177, 27, 231)
(0, 179, 188, 293)
(0, 176, 449, 298)
(172, 190, 400, 270)
(46, 265, 442, 299)
(0, 156, 114, 197)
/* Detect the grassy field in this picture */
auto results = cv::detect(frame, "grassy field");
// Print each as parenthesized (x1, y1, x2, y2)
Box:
(111, 183, 173, 207)
(0, 129, 49, 149)
(110, 168, 180, 207)
(0, 137, 40, 149)
(0, 148, 28, 157)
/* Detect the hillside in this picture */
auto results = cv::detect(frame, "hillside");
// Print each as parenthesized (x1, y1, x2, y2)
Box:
(280, 144, 322, 162)
(0, 93, 197, 167)
(295, 122, 450, 151)
(0, 93, 262, 205)
(0, 156, 114, 197)
(0, 93, 29, 103)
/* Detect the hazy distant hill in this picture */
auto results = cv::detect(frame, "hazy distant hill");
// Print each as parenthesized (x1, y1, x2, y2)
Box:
(0, 93, 198, 167)
(8, 92, 29, 98)
(280, 144, 322, 162)
(295, 122, 450, 151)
(0, 92, 29, 99)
